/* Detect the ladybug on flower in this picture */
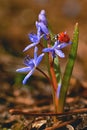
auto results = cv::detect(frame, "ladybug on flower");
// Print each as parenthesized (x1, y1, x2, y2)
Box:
(57, 32, 70, 43)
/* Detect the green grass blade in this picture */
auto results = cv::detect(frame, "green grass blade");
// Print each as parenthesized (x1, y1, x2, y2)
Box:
(58, 23, 79, 112)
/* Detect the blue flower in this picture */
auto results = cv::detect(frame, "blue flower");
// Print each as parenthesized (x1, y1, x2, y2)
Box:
(23, 24, 48, 52)
(16, 47, 44, 84)
(23, 30, 43, 52)
(38, 10, 48, 26)
(36, 21, 49, 35)
(42, 40, 72, 58)
(37, 10, 49, 35)
(23, 10, 49, 52)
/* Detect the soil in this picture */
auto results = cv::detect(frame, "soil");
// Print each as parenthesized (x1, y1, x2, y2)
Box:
(0, 63, 87, 130)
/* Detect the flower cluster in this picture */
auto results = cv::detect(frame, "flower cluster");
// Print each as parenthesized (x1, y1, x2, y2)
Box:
(16, 10, 72, 84)
(23, 10, 49, 52)
(16, 47, 44, 84)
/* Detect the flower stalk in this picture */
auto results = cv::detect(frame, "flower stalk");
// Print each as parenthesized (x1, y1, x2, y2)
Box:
(47, 35, 59, 115)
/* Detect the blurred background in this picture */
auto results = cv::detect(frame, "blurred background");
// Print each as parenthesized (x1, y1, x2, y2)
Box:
(0, 0, 87, 84)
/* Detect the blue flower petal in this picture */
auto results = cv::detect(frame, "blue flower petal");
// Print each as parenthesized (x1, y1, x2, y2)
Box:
(35, 53, 44, 66)
(38, 10, 47, 25)
(57, 43, 69, 49)
(23, 68, 35, 84)
(28, 33, 39, 43)
(36, 26, 41, 38)
(55, 49, 65, 58)
(34, 47, 38, 61)
(53, 41, 59, 49)
(42, 48, 52, 53)
(36, 21, 49, 35)
(23, 42, 38, 52)
(16, 67, 31, 73)
(24, 59, 34, 69)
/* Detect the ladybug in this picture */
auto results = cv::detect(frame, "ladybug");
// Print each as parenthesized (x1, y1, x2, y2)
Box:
(57, 32, 70, 43)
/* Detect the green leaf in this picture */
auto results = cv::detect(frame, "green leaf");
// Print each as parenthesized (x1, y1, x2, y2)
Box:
(54, 56, 61, 83)
(58, 23, 79, 112)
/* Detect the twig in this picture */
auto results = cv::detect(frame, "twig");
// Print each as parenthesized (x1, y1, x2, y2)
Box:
(45, 117, 80, 130)
(9, 107, 87, 117)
